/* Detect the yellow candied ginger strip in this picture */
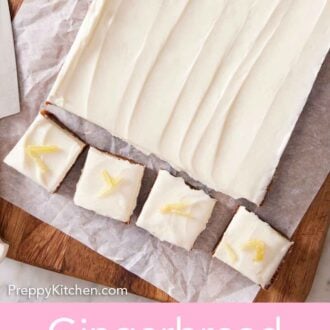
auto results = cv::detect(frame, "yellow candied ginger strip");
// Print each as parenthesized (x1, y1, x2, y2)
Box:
(26, 145, 60, 154)
(26, 145, 60, 173)
(224, 243, 238, 263)
(242, 239, 265, 262)
(98, 170, 121, 197)
(160, 202, 191, 218)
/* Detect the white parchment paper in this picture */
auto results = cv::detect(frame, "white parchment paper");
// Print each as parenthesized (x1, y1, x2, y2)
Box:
(0, 0, 329, 302)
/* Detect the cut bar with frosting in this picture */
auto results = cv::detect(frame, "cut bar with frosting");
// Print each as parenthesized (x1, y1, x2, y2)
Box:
(3, 111, 85, 193)
(213, 207, 293, 288)
(136, 170, 216, 250)
(74, 147, 145, 222)
(48, 0, 330, 204)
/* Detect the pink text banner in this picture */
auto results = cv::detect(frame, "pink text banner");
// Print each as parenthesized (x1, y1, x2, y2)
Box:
(0, 303, 329, 330)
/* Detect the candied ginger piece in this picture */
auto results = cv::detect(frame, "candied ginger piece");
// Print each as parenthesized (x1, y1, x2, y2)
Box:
(224, 243, 238, 263)
(98, 170, 121, 197)
(26, 145, 60, 173)
(242, 239, 265, 262)
(160, 202, 191, 218)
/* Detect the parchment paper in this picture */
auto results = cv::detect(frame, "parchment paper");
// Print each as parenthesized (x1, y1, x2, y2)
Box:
(0, 0, 329, 302)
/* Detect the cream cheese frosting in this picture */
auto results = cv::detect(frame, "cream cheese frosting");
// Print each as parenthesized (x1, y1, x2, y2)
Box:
(0, 239, 9, 264)
(48, 0, 330, 204)
(136, 170, 216, 251)
(213, 207, 293, 288)
(3, 112, 85, 193)
(74, 147, 145, 222)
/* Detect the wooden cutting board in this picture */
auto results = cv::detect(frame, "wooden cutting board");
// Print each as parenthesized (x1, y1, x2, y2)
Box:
(1, 0, 329, 302)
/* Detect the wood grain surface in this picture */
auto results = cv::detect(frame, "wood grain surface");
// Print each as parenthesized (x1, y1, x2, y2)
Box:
(1, 0, 329, 303)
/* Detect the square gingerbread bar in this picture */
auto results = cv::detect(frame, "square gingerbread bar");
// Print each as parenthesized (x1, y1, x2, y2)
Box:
(74, 147, 145, 222)
(213, 207, 293, 288)
(137, 170, 216, 250)
(4, 111, 85, 193)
